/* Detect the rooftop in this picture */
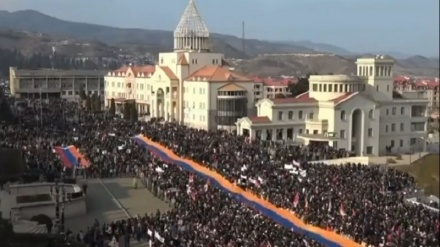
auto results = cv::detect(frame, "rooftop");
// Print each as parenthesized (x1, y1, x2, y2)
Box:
(11, 68, 107, 77)
(174, 0, 209, 38)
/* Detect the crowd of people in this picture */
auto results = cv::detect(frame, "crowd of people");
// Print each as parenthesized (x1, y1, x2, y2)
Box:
(0, 98, 438, 247)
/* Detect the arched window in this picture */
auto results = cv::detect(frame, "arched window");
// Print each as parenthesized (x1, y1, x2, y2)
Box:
(369, 109, 373, 119)
(340, 110, 346, 120)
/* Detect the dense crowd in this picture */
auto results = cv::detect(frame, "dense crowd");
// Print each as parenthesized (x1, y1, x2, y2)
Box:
(0, 98, 438, 247)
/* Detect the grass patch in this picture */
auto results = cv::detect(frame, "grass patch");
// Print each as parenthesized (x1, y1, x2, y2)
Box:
(16, 194, 52, 204)
(394, 154, 440, 197)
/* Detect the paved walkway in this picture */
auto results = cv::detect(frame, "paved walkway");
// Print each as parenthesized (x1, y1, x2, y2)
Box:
(369, 152, 430, 166)
(65, 177, 169, 247)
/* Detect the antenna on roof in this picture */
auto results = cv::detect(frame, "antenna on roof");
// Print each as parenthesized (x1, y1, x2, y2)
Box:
(242, 21, 246, 56)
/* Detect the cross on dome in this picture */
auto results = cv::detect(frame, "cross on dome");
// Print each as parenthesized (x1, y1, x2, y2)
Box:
(174, 0, 210, 52)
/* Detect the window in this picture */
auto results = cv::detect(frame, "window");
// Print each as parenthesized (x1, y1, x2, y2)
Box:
(410, 138, 416, 145)
(369, 109, 374, 119)
(366, 146, 373, 154)
(387, 85, 390, 92)
(288, 111, 293, 120)
(298, 129, 303, 134)
(312, 84, 318, 91)
(308, 112, 314, 120)
(390, 140, 395, 147)
(391, 123, 396, 132)
(376, 85, 379, 91)
(385, 125, 388, 132)
(400, 123, 404, 132)
(392, 107, 396, 115)
(278, 111, 283, 120)
(340, 110, 346, 120)
(298, 111, 303, 119)
(313, 130, 318, 134)
(306, 129, 309, 134)
(323, 84, 327, 92)
(329, 84, 333, 92)
(386, 108, 389, 115)
(340, 130, 346, 139)
(399, 139, 403, 147)
(368, 128, 373, 137)
(400, 107, 405, 115)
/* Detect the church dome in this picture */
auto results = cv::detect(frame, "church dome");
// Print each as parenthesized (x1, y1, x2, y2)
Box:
(174, 0, 210, 52)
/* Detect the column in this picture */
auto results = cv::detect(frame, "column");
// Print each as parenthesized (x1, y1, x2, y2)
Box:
(261, 129, 267, 140)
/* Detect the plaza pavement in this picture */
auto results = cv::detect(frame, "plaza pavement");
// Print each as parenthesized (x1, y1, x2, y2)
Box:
(65, 177, 170, 246)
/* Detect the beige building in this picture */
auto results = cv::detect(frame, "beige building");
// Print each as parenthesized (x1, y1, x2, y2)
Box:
(9, 67, 105, 100)
(237, 55, 429, 156)
(394, 77, 439, 112)
(104, 0, 262, 129)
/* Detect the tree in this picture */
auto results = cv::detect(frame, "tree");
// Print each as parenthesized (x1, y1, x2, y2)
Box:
(90, 94, 97, 112)
(130, 101, 138, 122)
(123, 102, 131, 120)
(109, 98, 116, 116)
(0, 98, 15, 123)
(79, 85, 87, 100)
(85, 96, 92, 112)
(289, 75, 310, 97)
(274, 93, 286, 99)
(93, 94, 101, 112)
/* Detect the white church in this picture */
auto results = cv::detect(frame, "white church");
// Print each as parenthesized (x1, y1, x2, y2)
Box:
(104, 0, 429, 156)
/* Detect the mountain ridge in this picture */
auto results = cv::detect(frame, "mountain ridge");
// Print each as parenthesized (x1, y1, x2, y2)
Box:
(0, 10, 437, 77)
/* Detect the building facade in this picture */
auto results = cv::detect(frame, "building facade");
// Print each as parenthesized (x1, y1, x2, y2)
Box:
(9, 67, 105, 100)
(237, 56, 429, 156)
(394, 77, 439, 112)
(254, 77, 293, 99)
(104, 0, 262, 130)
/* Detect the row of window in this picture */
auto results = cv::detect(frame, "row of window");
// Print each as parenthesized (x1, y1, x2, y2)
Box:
(277, 110, 311, 121)
(312, 83, 366, 93)
(358, 65, 392, 77)
(384, 123, 405, 133)
(184, 101, 206, 110)
(61, 90, 103, 96)
(183, 87, 207, 95)
(183, 113, 206, 122)
(385, 106, 405, 116)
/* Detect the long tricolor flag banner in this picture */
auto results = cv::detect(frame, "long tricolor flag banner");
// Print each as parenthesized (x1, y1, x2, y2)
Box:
(54, 145, 90, 169)
(132, 135, 360, 247)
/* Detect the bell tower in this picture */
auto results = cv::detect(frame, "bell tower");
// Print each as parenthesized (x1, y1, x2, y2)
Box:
(356, 55, 394, 101)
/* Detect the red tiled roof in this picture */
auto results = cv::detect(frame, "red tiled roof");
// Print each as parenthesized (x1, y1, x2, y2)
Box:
(329, 92, 358, 104)
(186, 66, 253, 82)
(271, 92, 316, 104)
(131, 65, 155, 74)
(414, 79, 439, 89)
(248, 116, 271, 124)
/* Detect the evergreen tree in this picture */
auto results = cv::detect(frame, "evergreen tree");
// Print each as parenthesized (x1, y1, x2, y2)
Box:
(109, 98, 116, 116)
(85, 96, 92, 112)
(130, 101, 138, 122)
(93, 94, 101, 112)
(90, 94, 97, 112)
(289, 74, 311, 97)
(79, 86, 87, 100)
(123, 103, 131, 120)
(0, 99, 15, 123)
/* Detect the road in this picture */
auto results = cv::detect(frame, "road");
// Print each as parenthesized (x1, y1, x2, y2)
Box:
(65, 177, 170, 237)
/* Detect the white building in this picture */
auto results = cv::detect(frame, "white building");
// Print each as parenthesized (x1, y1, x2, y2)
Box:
(104, 0, 262, 129)
(237, 55, 429, 156)
(9, 67, 105, 100)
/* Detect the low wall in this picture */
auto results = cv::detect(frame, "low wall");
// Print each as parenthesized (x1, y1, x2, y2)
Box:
(308, 156, 370, 166)
(9, 183, 54, 196)
(13, 197, 86, 220)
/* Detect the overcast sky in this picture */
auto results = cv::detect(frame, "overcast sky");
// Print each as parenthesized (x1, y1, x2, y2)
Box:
(1, 0, 438, 57)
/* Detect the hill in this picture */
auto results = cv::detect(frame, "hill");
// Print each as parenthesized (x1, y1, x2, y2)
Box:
(0, 10, 437, 77)
(0, 10, 315, 58)
(234, 54, 440, 77)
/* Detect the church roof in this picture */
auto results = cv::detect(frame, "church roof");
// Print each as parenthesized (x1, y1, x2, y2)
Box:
(185, 66, 253, 82)
(174, 0, 209, 38)
(218, 83, 246, 92)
